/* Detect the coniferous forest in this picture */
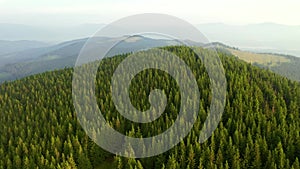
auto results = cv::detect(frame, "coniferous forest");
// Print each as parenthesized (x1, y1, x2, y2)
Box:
(0, 46, 299, 169)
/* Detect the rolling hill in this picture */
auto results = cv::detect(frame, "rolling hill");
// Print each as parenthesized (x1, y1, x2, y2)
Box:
(0, 46, 299, 168)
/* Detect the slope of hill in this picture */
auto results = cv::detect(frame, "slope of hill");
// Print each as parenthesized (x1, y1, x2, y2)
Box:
(0, 38, 86, 67)
(0, 38, 87, 82)
(263, 56, 300, 82)
(0, 40, 50, 56)
(0, 46, 299, 169)
(224, 47, 300, 81)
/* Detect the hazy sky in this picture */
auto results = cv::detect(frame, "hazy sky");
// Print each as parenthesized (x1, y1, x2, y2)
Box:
(0, 0, 299, 26)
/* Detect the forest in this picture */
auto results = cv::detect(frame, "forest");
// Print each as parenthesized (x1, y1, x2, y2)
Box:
(0, 46, 299, 169)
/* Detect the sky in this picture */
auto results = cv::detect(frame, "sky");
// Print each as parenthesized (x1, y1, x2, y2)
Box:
(0, 0, 299, 26)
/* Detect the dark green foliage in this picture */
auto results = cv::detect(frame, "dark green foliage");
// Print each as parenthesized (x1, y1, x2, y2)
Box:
(0, 46, 299, 168)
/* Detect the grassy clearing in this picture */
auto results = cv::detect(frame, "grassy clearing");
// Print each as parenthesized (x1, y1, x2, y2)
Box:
(228, 48, 290, 66)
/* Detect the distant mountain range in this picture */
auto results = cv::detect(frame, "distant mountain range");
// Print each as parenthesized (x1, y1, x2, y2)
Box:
(0, 35, 183, 82)
(0, 40, 49, 56)
(197, 22, 300, 56)
(0, 22, 299, 57)
(0, 35, 299, 83)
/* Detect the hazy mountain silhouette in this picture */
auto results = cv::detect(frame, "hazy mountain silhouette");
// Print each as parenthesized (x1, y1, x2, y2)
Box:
(197, 22, 300, 56)
(1, 22, 299, 57)
(0, 35, 182, 82)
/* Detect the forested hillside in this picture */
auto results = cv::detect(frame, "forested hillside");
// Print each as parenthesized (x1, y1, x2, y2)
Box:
(0, 46, 299, 169)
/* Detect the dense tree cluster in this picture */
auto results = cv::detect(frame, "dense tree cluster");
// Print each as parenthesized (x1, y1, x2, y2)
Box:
(0, 46, 299, 168)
